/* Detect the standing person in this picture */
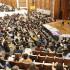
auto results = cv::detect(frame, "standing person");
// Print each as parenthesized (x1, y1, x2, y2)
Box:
(3, 38, 10, 53)
(0, 38, 4, 51)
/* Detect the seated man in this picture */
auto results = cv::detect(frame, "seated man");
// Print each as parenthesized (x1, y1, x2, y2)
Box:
(55, 63, 64, 70)
(24, 46, 32, 55)
(19, 53, 32, 63)
(35, 44, 44, 51)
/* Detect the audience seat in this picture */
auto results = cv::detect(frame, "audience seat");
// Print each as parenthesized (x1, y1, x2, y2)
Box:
(32, 51, 40, 55)
(45, 56, 54, 63)
(47, 53, 55, 57)
(32, 51, 62, 57)
(36, 64, 43, 70)
(9, 61, 30, 69)
(64, 59, 70, 65)
(37, 56, 45, 63)
(43, 65, 52, 70)
(29, 55, 38, 62)
(54, 57, 63, 63)
(40, 51, 47, 56)
(55, 53, 62, 57)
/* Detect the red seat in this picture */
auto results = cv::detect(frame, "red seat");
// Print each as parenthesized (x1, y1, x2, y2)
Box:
(40, 51, 47, 56)
(43, 65, 52, 70)
(54, 57, 63, 63)
(36, 64, 43, 70)
(47, 53, 55, 57)
(55, 53, 62, 57)
(29, 55, 38, 62)
(45, 56, 54, 63)
(37, 56, 45, 63)
(64, 59, 70, 65)
(32, 51, 40, 55)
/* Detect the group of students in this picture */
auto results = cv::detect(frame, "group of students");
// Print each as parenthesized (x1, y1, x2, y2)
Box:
(0, 3, 14, 12)
(0, 11, 54, 69)
(0, 9, 70, 70)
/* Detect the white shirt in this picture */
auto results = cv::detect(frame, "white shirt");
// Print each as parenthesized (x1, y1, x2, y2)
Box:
(24, 48, 32, 55)
(8, 55, 15, 61)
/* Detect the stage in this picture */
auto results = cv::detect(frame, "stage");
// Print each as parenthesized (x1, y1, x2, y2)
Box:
(42, 20, 70, 40)
(49, 20, 70, 34)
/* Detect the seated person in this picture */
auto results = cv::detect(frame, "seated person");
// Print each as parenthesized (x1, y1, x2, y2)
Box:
(27, 63, 39, 70)
(55, 63, 64, 70)
(19, 53, 32, 63)
(24, 46, 32, 55)
(8, 55, 15, 61)
(14, 46, 23, 54)
(11, 65, 19, 70)
(0, 53, 5, 69)
(35, 44, 44, 51)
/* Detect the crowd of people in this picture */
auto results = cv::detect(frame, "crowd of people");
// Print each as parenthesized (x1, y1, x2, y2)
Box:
(0, 3, 14, 12)
(0, 9, 70, 70)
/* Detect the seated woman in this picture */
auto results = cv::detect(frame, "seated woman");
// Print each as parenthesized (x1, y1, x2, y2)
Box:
(19, 53, 32, 63)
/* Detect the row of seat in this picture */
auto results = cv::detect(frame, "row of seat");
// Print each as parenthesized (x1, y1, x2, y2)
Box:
(32, 51, 62, 57)
(30, 55, 70, 65)
(14, 52, 70, 65)
(9, 60, 69, 70)
(9, 61, 53, 70)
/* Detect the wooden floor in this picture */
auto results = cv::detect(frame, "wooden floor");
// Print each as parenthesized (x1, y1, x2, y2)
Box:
(49, 20, 70, 34)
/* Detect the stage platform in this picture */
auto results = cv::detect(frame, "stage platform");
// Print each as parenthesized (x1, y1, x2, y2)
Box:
(43, 20, 70, 40)
(49, 20, 70, 34)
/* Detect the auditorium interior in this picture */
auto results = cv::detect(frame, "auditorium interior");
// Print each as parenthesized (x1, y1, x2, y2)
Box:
(0, 0, 70, 70)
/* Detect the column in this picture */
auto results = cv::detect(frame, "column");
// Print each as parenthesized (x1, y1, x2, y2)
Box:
(16, 0, 19, 8)
(26, 0, 28, 8)
(50, 0, 55, 18)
